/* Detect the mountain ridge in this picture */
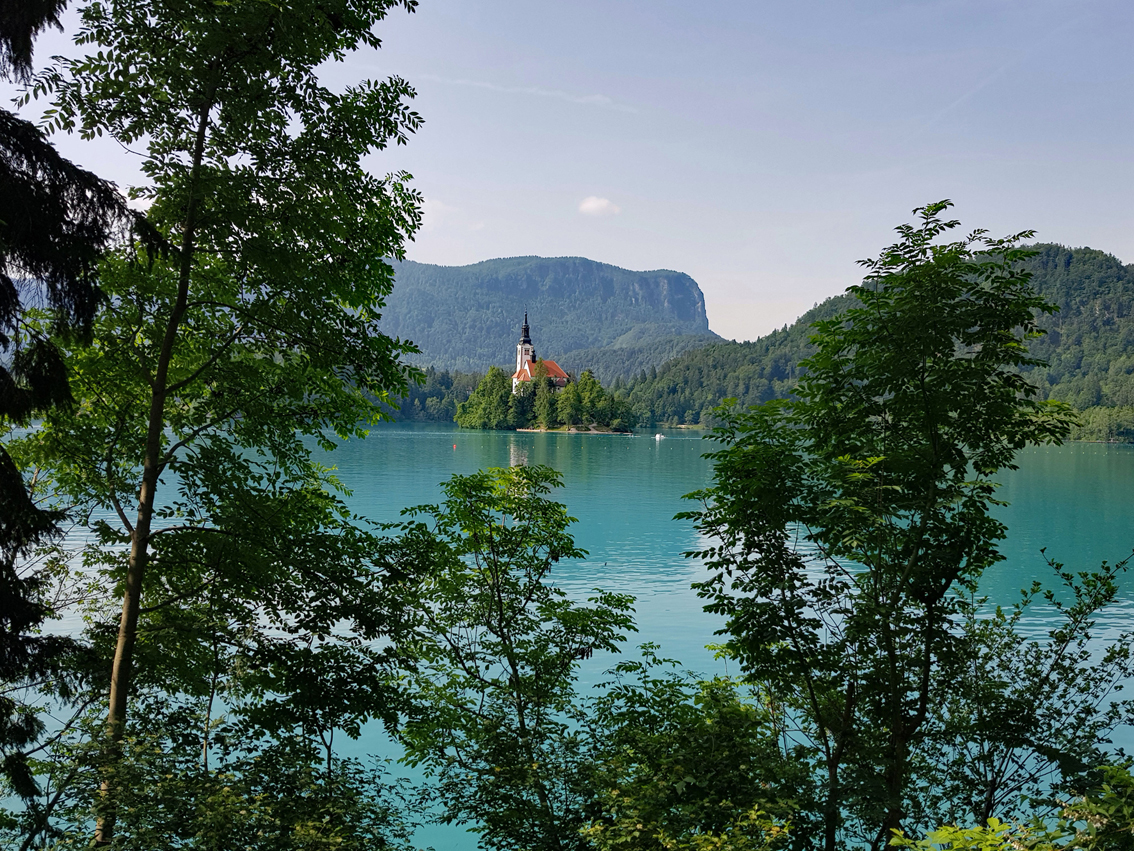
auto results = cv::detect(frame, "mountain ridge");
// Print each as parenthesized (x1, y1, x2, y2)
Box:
(380, 255, 720, 378)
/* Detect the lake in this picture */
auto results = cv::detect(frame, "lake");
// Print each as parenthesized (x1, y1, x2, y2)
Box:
(324, 423, 1134, 849)
(329, 425, 1134, 653)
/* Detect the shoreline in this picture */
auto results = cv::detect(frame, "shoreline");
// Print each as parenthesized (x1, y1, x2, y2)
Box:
(515, 426, 632, 434)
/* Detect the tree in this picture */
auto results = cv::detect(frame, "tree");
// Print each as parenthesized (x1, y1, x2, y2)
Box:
(456, 365, 515, 428)
(918, 554, 1134, 829)
(534, 376, 561, 428)
(683, 202, 1077, 850)
(583, 646, 805, 851)
(384, 466, 635, 851)
(890, 765, 1134, 851)
(12, 0, 424, 842)
(453, 363, 635, 431)
(0, 0, 153, 816)
(509, 377, 536, 427)
(1, 699, 420, 851)
(557, 380, 584, 427)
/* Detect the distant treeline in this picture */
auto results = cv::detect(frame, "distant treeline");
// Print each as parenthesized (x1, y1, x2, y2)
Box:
(392, 245, 1134, 437)
(389, 366, 482, 422)
(558, 333, 719, 384)
(1019, 244, 1134, 409)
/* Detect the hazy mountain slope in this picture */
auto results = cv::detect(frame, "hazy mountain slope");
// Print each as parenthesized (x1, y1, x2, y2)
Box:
(627, 244, 1134, 426)
(557, 334, 720, 385)
(381, 256, 719, 376)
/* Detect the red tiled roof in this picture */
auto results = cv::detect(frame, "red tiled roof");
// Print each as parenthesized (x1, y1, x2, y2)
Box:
(542, 360, 569, 380)
(513, 359, 569, 383)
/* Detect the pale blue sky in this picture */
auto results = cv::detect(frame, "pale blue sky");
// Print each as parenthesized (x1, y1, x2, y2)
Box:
(10, 0, 1133, 339)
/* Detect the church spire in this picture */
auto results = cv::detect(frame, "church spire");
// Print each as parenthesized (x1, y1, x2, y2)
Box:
(516, 313, 536, 379)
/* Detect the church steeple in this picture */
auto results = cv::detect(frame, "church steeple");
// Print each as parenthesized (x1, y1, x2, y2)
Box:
(516, 313, 536, 377)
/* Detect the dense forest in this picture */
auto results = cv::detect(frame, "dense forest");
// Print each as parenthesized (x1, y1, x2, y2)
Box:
(379, 256, 720, 378)
(556, 332, 720, 384)
(1021, 245, 1134, 406)
(621, 295, 855, 425)
(618, 244, 1134, 431)
(388, 366, 484, 422)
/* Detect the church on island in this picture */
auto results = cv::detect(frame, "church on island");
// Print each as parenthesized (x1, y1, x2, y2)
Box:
(511, 313, 570, 394)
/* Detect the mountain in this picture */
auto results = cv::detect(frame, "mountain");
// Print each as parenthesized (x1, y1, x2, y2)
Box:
(1016, 244, 1134, 408)
(624, 295, 855, 425)
(380, 256, 720, 381)
(626, 244, 1134, 427)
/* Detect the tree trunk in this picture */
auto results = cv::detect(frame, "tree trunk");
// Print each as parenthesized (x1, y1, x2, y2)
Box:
(93, 103, 211, 846)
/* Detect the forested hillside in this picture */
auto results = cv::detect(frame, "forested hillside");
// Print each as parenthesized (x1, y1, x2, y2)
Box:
(626, 244, 1134, 429)
(1022, 244, 1134, 407)
(624, 295, 855, 424)
(381, 256, 719, 378)
(386, 244, 1134, 433)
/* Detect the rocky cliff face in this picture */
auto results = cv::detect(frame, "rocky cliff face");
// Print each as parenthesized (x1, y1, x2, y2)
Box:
(381, 256, 717, 374)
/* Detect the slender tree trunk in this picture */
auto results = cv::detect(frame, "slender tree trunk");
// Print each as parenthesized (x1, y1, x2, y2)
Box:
(93, 103, 212, 846)
(823, 682, 854, 851)
(875, 739, 909, 850)
(824, 761, 841, 851)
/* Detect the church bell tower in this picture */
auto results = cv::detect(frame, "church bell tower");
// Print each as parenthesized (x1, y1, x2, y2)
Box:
(516, 312, 535, 374)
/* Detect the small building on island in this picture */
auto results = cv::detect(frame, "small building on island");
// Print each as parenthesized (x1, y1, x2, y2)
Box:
(512, 313, 570, 394)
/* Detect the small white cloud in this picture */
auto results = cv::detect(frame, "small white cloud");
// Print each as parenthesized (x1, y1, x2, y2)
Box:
(578, 196, 621, 217)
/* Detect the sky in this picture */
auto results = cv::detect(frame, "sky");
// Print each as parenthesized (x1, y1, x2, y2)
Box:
(9, 0, 1134, 341)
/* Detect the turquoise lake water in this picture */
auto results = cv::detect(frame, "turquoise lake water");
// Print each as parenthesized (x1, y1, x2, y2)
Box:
(323, 424, 1134, 849)
(328, 424, 1134, 653)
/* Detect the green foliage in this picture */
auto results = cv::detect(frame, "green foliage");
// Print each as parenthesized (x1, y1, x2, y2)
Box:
(1, 33, 150, 783)
(561, 371, 637, 430)
(1069, 406, 1134, 442)
(390, 366, 482, 422)
(1050, 765, 1134, 851)
(382, 466, 635, 851)
(5, 433, 416, 844)
(890, 819, 1022, 850)
(534, 375, 561, 428)
(456, 366, 637, 430)
(584, 646, 804, 851)
(889, 766, 1134, 850)
(628, 244, 1134, 432)
(455, 365, 516, 428)
(382, 257, 717, 377)
(5, 0, 425, 842)
(1020, 245, 1134, 410)
(625, 297, 854, 426)
(560, 334, 720, 385)
(683, 203, 1077, 850)
(916, 554, 1134, 829)
(1, 702, 418, 851)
